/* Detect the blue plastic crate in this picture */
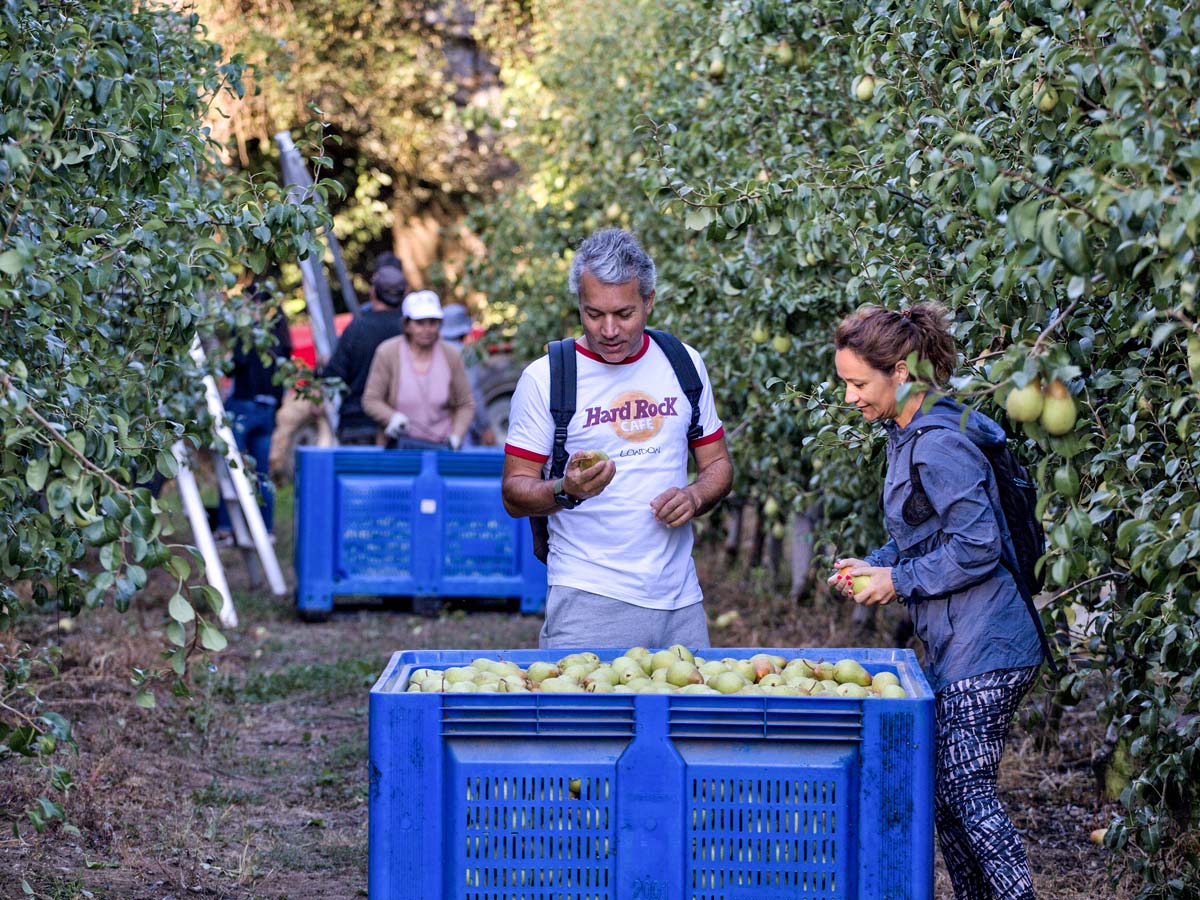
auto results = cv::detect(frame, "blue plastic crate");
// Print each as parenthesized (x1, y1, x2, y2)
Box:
(294, 447, 547, 616)
(369, 647, 935, 900)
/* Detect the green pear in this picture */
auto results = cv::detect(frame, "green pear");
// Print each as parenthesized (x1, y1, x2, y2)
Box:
(526, 661, 559, 683)
(623, 646, 653, 674)
(758, 674, 786, 688)
(871, 671, 901, 689)
(1040, 380, 1077, 435)
(584, 666, 621, 687)
(880, 684, 908, 699)
(733, 659, 759, 682)
(813, 661, 837, 681)
(699, 660, 729, 679)
(539, 677, 582, 693)
(650, 649, 678, 672)
(409, 668, 436, 686)
(680, 683, 719, 695)
(833, 659, 872, 687)
(667, 644, 695, 664)
(1006, 379, 1044, 423)
(560, 664, 593, 683)
(666, 660, 703, 687)
(783, 660, 815, 679)
(444, 666, 476, 684)
(836, 683, 871, 698)
(711, 671, 748, 694)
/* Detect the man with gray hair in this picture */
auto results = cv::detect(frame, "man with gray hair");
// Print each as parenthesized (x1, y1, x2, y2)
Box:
(502, 228, 733, 649)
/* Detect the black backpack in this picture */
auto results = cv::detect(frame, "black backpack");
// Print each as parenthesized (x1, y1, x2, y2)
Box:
(530, 329, 704, 564)
(906, 425, 1056, 667)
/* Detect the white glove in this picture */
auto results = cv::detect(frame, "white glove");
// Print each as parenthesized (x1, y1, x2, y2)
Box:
(448, 433, 463, 451)
(385, 412, 409, 439)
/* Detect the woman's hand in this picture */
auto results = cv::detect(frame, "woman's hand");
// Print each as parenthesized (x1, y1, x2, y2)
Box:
(385, 412, 409, 438)
(831, 558, 898, 606)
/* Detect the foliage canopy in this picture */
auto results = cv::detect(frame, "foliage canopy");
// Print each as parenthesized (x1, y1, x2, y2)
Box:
(468, 0, 1200, 894)
(0, 0, 329, 831)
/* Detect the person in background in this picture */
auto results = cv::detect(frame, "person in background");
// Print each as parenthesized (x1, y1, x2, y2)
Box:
(216, 282, 292, 538)
(361, 290, 475, 450)
(440, 302, 497, 447)
(828, 303, 1045, 900)
(322, 265, 407, 444)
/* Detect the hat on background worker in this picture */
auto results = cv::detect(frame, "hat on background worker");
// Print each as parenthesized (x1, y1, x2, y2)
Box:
(440, 304, 472, 341)
(400, 290, 443, 321)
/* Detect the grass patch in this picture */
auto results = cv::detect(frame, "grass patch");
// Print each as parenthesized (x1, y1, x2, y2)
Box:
(217, 657, 381, 704)
(191, 778, 263, 808)
(327, 737, 367, 769)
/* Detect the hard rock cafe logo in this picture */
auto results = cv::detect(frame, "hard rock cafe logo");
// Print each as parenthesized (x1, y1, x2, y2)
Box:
(583, 390, 678, 443)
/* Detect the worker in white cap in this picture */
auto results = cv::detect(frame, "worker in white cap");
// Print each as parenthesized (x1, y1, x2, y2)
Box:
(361, 290, 475, 449)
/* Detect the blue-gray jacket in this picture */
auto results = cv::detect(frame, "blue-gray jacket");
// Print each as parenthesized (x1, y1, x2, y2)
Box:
(866, 396, 1044, 693)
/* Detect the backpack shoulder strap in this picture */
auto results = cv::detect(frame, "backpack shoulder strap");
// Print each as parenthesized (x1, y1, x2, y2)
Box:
(906, 424, 947, 489)
(547, 338, 577, 479)
(646, 328, 703, 444)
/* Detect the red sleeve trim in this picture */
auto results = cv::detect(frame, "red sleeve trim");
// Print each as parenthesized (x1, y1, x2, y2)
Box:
(689, 426, 725, 449)
(505, 443, 550, 464)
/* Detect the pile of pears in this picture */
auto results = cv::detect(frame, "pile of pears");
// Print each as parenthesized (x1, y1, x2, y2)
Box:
(405, 646, 909, 699)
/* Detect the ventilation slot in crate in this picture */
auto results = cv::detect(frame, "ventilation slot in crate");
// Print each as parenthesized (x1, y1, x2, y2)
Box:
(688, 773, 850, 899)
(669, 698, 863, 742)
(336, 477, 413, 577)
(443, 697, 636, 737)
(461, 774, 615, 900)
(443, 479, 516, 578)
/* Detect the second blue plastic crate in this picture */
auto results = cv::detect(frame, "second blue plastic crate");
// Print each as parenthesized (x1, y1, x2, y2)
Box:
(294, 448, 547, 616)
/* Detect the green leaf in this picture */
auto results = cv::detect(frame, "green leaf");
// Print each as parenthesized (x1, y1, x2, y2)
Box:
(199, 621, 228, 652)
(684, 206, 714, 231)
(25, 458, 48, 491)
(0, 249, 25, 275)
(134, 690, 156, 709)
(167, 592, 194, 623)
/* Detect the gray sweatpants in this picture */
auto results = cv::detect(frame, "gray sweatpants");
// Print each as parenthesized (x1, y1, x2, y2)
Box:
(538, 584, 710, 650)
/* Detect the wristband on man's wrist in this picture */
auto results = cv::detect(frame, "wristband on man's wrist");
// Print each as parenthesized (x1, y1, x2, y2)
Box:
(552, 475, 583, 510)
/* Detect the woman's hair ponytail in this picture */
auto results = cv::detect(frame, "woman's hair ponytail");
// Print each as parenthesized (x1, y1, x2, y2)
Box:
(833, 302, 958, 383)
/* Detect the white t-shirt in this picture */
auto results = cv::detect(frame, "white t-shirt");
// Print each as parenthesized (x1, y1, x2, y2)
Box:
(505, 334, 725, 610)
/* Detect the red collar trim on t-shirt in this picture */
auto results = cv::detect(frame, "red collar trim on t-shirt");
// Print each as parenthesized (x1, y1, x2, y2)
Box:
(575, 333, 651, 365)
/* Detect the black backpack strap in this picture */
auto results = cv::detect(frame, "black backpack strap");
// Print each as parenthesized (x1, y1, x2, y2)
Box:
(547, 337, 577, 479)
(646, 328, 703, 444)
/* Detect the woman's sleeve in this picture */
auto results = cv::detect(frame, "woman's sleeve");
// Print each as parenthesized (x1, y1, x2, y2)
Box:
(890, 435, 1004, 601)
(445, 345, 476, 436)
(361, 342, 397, 426)
(865, 539, 900, 568)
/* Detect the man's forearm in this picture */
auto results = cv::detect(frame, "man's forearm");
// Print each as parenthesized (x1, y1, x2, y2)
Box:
(687, 457, 733, 518)
(502, 473, 561, 518)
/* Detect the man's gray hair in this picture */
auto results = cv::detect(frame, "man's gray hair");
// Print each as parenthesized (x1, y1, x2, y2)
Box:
(568, 228, 656, 301)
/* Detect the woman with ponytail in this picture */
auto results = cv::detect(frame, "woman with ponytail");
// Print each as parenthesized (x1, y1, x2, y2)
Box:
(828, 303, 1045, 900)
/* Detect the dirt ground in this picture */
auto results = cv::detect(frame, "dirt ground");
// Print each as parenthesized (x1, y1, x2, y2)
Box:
(1, 487, 1132, 899)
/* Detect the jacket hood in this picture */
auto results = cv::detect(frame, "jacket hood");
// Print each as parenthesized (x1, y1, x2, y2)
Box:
(886, 394, 1007, 449)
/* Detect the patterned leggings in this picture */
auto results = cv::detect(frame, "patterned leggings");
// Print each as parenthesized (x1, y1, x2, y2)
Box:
(935, 666, 1040, 900)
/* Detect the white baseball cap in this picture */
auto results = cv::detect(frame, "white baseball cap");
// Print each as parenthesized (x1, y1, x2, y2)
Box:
(401, 290, 443, 321)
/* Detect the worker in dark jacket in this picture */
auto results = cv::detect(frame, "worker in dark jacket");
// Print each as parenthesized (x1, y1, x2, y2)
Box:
(828, 302, 1044, 900)
(322, 265, 407, 444)
(217, 285, 292, 536)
